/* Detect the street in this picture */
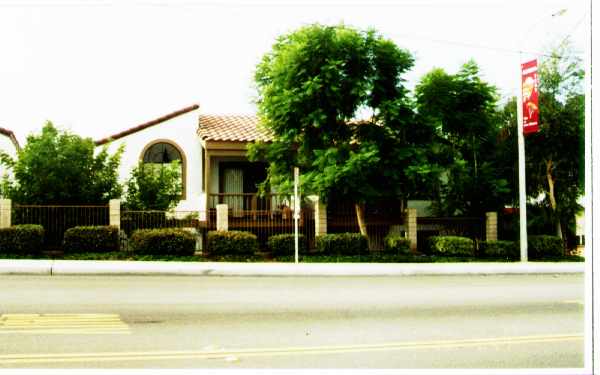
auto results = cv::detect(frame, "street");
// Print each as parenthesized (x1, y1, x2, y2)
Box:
(0, 274, 584, 369)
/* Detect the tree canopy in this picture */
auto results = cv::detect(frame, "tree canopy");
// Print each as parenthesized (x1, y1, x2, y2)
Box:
(415, 61, 511, 216)
(250, 24, 441, 235)
(0, 122, 123, 204)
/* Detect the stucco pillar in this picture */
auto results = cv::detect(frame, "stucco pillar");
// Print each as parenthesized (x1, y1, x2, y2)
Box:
(406, 208, 417, 253)
(0, 199, 11, 229)
(109, 199, 120, 229)
(485, 212, 498, 242)
(216, 204, 228, 231)
(310, 196, 327, 236)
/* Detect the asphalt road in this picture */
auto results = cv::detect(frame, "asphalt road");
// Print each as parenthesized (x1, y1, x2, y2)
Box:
(0, 274, 585, 369)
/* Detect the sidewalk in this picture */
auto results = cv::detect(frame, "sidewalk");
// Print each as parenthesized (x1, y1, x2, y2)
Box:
(0, 259, 585, 276)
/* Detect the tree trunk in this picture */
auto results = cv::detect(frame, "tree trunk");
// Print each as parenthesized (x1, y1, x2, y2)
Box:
(546, 159, 563, 240)
(354, 203, 368, 237)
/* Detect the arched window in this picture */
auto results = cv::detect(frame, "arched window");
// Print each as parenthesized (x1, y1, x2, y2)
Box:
(140, 140, 187, 199)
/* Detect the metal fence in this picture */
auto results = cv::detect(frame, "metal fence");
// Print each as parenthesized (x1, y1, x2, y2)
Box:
(120, 210, 202, 236)
(326, 200, 405, 251)
(417, 217, 486, 251)
(207, 193, 315, 250)
(11, 204, 109, 250)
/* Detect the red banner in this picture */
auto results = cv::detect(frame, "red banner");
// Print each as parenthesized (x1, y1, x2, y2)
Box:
(521, 59, 539, 134)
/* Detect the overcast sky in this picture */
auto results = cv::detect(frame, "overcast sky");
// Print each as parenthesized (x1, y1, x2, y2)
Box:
(0, 0, 589, 145)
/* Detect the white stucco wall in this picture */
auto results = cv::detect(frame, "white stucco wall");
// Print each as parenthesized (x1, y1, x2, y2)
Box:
(0, 135, 18, 183)
(99, 110, 204, 212)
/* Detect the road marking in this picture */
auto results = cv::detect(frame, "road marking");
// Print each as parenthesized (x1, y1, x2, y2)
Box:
(0, 314, 130, 335)
(0, 333, 583, 365)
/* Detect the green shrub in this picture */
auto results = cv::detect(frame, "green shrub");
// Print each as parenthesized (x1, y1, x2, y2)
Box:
(0, 224, 44, 255)
(63, 226, 119, 254)
(130, 228, 196, 256)
(207, 230, 259, 256)
(383, 234, 411, 255)
(315, 233, 368, 255)
(528, 235, 564, 258)
(267, 234, 306, 256)
(428, 236, 474, 256)
(480, 240, 519, 259)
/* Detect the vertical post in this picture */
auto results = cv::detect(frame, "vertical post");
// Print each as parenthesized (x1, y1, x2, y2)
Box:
(109, 199, 120, 230)
(293, 167, 299, 264)
(216, 204, 228, 231)
(485, 212, 498, 242)
(406, 208, 417, 253)
(311, 196, 327, 237)
(0, 199, 11, 229)
(517, 57, 528, 262)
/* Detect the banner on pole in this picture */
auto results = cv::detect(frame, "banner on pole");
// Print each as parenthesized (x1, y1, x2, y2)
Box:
(521, 59, 539, 134)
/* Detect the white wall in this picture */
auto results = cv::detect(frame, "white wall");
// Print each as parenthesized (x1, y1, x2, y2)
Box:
(0, 135, 17, 184)
(100, 110, 203, 212)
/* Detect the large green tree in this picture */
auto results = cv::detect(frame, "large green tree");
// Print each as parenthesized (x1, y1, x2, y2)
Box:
(0, 122, 123, 204)
(500, 41, 584, 242)
(415, 61, 511, 216)
(250, 24, 440, 236)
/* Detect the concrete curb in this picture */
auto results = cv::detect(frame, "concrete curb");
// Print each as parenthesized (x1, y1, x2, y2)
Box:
(0, 259, 585, 276)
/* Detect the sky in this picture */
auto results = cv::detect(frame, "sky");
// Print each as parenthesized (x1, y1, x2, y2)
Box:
(0, 0, 589, 145)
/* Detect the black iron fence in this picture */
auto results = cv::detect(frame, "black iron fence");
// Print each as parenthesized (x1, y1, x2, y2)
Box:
(11, 204, 109, 250)
(417, 216, 486, 251)
(207, 193, 315, 250)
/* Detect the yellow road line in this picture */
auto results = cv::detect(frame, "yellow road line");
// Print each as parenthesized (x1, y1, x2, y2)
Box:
(0, 314, 130, 335)
(0, 333, 583, 365)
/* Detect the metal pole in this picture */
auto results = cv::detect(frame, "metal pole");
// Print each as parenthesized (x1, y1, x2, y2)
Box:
(294, 167, 299, 264)
(516, 59, 528, 262)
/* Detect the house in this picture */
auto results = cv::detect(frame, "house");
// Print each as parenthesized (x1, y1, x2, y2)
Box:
(0, 127, 20, 181)
(95, 104, 273, 217)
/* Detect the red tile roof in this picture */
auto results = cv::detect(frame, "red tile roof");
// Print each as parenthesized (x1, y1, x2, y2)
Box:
(0, 127, 20, 150)
(95, 104, 200, 145)
(197, 114, 272, 142)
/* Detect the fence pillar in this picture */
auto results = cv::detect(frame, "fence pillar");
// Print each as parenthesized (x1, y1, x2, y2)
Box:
(310, 196, 327, 237)
(109, 199, 120, 230)
(0, 199, 11, 228)
(485, 212, 498, 242)
(406, 208, 417, 253)
(216, 204, 228, 231)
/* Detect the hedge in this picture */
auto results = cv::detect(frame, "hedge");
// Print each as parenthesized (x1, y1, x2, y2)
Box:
(63, 226, 120, 254)
(528, 235, 564, 258)
(267, 234, 306, 256)
(428, 236, 474, 256)
(383, 234, 411, 255)
(315, 233, 368, 255)
(207, 230, 259, 256)
(130, 228, 196, 256)
(0, 224, 44, 255)
(480, 240, 519, 260)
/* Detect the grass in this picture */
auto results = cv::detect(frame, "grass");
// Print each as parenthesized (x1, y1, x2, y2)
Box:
(0, 252, 585, 263)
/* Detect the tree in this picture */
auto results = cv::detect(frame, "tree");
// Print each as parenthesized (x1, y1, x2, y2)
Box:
(414, 61, 511, 216)
(0, 122, 123, 204)
(250, 24, 439, 236)
(525, 41, 584, 241)
(123, 160, 182, 211)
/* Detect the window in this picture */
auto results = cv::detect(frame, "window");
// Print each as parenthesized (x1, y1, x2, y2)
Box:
(140, 140, 186, 199)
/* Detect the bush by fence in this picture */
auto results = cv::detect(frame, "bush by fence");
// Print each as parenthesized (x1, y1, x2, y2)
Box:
(528, 235, 564, 258)
(130, 228, 196, 256)
(267, 234, 306, 256)
(63, 226, 119, 254)
(0, 224, 44, 255)
(207, 230, 259, 256)
(315, 233, 368, 255)
(480, 240, 518, 260)
(383, 234, 411, 255)
(427, 236, 474, 256)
